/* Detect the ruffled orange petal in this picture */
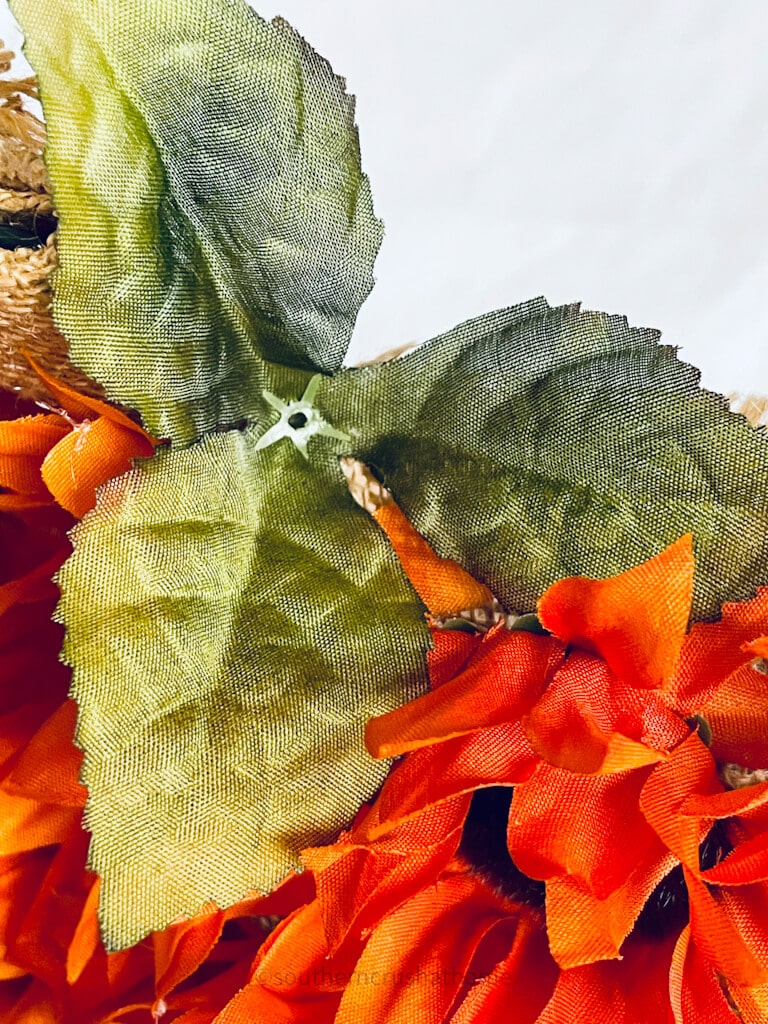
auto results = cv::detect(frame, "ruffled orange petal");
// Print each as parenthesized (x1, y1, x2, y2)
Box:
(41, 413, 156, 518)
(24, 353, 156, 441)
(366, 630, 562, 758)
(0, 977, 57, 1022)
(332, 865, 523, 1024)
(669, 925, 737, 1024)
(523, 651, 670, 775)
(698, 660, 768, 766)
(544, 855, 676, 968)
(535, 929, 679, 1024)
(371, 721, 538, 836)
(154, 907, 226, 1003)
(449, 907, 557, 1024)
(680, 779, 768, 821)
(672, 587, 768, 713)
(745, 636, 768, 659)
(538, 534, 693, 691)
(701, 829, 768, 886)
(213, 901, 343, 1024)
(0, 549, 68, 617)
(0, 705, 54, 777)
(639, 730, 722, 869)
(0, 849, 52, 981)
(7, 831, 92, 989)
(0, 414, 69, 498)
(727, 978, 768, 1024)
(372, 503, 495, 617)
(304, 797, 468, 956)
(0, 790, 81, 857)
(427, 628, 483, 689)
(686, 871, 768, 988)
(3, 700, 85, 808)
(507, 763, 664, 901)
(65, 876, 101, 986)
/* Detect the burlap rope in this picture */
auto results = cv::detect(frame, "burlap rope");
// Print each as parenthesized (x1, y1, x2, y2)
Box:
(0, 46, 104, 406)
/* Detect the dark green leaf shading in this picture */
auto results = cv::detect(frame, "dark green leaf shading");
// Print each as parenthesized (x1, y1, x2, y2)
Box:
(12, 0, 382, 442)
(324, 298, 768, 621)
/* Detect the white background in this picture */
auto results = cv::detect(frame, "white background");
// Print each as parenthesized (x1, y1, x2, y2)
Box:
(1, 1, 766, 396)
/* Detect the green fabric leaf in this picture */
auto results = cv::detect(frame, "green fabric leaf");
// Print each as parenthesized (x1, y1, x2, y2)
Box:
(325, 298, 768, 622)
(57, 415, 429, 950)
(12, 0, 382, 443)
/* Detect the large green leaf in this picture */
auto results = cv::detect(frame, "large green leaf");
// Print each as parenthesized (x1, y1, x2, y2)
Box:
(57, 409, 429, 950)
(12, 0, 382, 443)
(325, 298, 768, 622)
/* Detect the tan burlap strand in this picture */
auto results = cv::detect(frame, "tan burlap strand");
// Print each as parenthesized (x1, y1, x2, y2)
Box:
(0, 45, 103, 406)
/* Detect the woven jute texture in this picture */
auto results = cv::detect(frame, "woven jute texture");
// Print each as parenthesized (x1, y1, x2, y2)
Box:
(0, 48, 103, 407)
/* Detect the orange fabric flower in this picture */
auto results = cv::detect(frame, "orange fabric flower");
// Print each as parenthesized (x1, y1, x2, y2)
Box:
(367, 517, 768, 1016)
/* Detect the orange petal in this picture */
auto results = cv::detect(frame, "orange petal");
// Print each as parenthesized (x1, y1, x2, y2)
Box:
(536, 929, 679, 1024)
(669, 926, 737, 1024)
(41, 414, 155, 518)
(698, 660, 768, 766)
(686, 871, 768, 987)
(544, 854, 677, 969)
(673, 587, 768, 713)
(154, 907, 225, 1001)
(8, 831, 92, 986)
(366, 630, 561, 758)
(538, 534, 693, 690)
(680, 779, 768, 821)
(0, 976, 58, 1022)
(0, 704, 56, 777)
(507, 763, 665, 901)
(522, 651, 669, 775)
(221, 871, 316, 923)
(0, 849, 53, 979)
(701, 829, 768, 886)
(24, 352, 157, 442)
(371, 722, 537, 837)
(0, 492, 54, 511)
(0, 550, 68, 617)
(333, 866, 521, 1024)
(304, 796, 467, 956)
(0, 789, 81, 856)
(449, 908, 557, 1024)
(427, 628, 483, 690)
(4, 700, 86, 808)
(745, 636, 768, 659)
(66, 875, 101, 985)
(213, 901, 342, 1024)
(372, 503, 495, 617)
(639, 730, 719, 868)
(0, 414, 69, 498)
(727, 977, 768, 1024)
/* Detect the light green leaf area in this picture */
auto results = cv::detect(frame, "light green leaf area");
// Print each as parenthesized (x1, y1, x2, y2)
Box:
(327, 298, 768, 621)
(12, 0, 382, 443)
(56, 425, 429, 950)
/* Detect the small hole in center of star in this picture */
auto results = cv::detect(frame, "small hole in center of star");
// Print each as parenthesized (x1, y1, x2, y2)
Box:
(288, 412, 308, 430)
